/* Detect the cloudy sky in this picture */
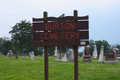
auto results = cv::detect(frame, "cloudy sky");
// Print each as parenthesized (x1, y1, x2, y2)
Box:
(0, 0, 120, 47)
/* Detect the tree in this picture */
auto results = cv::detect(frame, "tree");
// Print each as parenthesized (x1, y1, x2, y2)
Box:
(95, 40, 111, 56)
(0, 37, 13, 55)
(89, 39, 95, 56)
(9, 20, 32, 55)
(89, 39, 111, 56)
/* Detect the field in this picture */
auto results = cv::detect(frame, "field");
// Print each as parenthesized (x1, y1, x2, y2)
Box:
(0, 56, 120, 80)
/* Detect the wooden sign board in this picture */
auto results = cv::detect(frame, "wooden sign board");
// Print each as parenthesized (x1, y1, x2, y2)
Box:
(33, 16, 89, 46)
(33, 10, 89, 80)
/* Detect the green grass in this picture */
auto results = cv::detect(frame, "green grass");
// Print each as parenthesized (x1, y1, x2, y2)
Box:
(0, 56, 120, 80)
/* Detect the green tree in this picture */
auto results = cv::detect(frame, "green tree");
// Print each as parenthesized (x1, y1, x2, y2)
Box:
(0, 37, 13, 55)
(95, 40, 111, 56)
(9, 20, 32, 55)
(89, 39, 95, 56)
(89, 39, 111, 56)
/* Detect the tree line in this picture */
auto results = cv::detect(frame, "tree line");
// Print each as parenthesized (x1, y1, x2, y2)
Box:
(0, 20, 120, 56)
(89, 39, 120, 56)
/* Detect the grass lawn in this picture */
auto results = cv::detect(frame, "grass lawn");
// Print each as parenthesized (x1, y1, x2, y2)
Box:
(0, 56, 120, 80)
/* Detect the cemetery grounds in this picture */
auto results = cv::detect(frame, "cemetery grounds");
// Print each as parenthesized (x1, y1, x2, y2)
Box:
(0, 56, 120, 80)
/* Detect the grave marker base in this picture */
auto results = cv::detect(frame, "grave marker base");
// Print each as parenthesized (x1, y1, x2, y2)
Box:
(82, 59, 92, 62)
(104, 60, 118, 64)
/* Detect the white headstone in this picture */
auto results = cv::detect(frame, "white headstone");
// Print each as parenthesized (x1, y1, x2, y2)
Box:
(6, 52, 10, 59)
(31, 51, 34, 60)
(113, 48, 119, 54)
(92, 45, 98, 59)
(82, 49, 85, 58)
(29, 52, 31, 58)
(98, 46, 104, 63)
(55, 51, 61, 61)
(6, 50, 13, 59)
(61, 54, 68, 61)
(54, 46, 57, 57)
(68, 49, 74, 62)
(22, 56, 25, 59)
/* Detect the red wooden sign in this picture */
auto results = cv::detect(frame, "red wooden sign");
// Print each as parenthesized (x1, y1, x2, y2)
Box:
(33, 16, 89, 46)
(33, 21, 88, 31)
(33, 10, 89, 80)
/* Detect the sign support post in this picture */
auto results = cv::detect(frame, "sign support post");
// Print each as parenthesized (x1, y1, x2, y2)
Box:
(44, 11, 48, 80)
(74, 10, 78, 80)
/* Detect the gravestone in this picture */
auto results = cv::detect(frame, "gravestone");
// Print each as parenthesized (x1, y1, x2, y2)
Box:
(92, 45, 98, 59)
(6, 52, 9, 59)
(104, 51, 118, 64)
(116, 54, 120, 60)
(68, 49, 74, 62)
(15, 51, 18, 59)
(82, 45, 92, 62)
(117, 57, 120, 60)
(6, 50, 13, 59)
(61, 54, 68, 62)
(54, 46, 57, 57)
(113, 48, 120, 60)
(22, 56, 25, 59)
(31, 51, 35, 60)
(82, 49, 85, 58)
(29, 52, 31, 58)
(97, 46, 104, 63)
(42, 51, 44, 57)
(55, 51, 62, 61)
(113, 48, 119, 54)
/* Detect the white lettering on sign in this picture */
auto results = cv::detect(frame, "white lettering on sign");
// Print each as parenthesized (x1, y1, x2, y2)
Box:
(80, 42, 86, 45)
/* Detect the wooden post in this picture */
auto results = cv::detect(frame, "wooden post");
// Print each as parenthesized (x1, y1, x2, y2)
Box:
(74, 10, 78, 80)
(44, 11, 48, 80)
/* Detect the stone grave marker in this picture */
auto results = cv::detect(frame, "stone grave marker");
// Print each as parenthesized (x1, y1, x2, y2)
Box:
(116, 54, 120, 60)
(82, 49, 85, 58)
(68, 49, 74, 62)
(29, 52, 31, 58)
(42, 51, 44, 57)
(15, 51, 18, 59)
(55, 51, 61, 61)
(22, 56, 25, 59)
(54, 46, 57, 57)
(113, 48, 120, 60)
(92, 45, 98, 59)
(104, 51, 118, 64)
(6, 50, 13, 59)
(97, 46, 104, 63)
(113, 48, 119, 54)
(82, 45, 92, 62)
(61, 53, 68, 62)
(31, 51, 35, 60)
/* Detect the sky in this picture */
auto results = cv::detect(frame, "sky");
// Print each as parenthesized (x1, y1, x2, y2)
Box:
(0, 0, 120, 52)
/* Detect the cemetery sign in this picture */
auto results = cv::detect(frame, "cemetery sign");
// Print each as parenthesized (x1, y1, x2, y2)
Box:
(33, 14, 89, 46)
(33, 10, 89, 80)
